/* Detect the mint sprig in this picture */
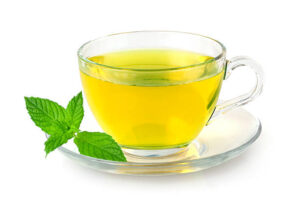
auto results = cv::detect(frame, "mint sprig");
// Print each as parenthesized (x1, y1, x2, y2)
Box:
(24, 92, 127, 162)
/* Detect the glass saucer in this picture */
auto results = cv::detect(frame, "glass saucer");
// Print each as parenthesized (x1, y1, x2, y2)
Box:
(57, 108, 261, 175)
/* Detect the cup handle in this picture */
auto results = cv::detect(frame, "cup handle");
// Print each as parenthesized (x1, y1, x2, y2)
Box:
(209, 56, 264, 122)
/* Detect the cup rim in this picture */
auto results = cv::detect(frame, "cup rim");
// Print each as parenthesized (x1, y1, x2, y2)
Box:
(77, 30, 226, 72)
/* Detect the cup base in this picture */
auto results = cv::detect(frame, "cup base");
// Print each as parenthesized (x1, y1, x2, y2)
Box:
(123, 147, 187, 158)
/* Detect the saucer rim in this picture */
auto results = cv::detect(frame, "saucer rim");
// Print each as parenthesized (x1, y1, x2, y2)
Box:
(56, 109, 261, 167)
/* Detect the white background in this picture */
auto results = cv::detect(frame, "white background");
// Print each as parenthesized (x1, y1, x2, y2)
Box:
(1, 0, 299, 199)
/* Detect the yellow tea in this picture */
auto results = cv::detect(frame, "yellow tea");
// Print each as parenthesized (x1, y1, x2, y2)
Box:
(80, 49, 224, 149)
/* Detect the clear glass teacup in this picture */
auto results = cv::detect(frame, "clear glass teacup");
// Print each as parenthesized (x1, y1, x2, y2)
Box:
(78, 31, 263, 157)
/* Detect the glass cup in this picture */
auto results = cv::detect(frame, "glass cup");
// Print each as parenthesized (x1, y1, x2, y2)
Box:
(78, 31, 263, 157)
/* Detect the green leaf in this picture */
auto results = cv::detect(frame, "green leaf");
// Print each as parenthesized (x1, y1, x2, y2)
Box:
(25, 97, 68, 135)
(45, 131, 74, 156)
(74, 131, 127, 162)
(66, 91, 84, 130)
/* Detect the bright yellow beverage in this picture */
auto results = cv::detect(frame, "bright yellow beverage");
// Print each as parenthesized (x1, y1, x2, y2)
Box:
(80, 49, 224, 149)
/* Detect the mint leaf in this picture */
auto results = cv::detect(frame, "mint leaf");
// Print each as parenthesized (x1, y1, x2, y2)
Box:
(66, 91, 84, 130)
(45, 131, 74, 155)
(74, 131, 127, 162)
(25, 97, 68, 135)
